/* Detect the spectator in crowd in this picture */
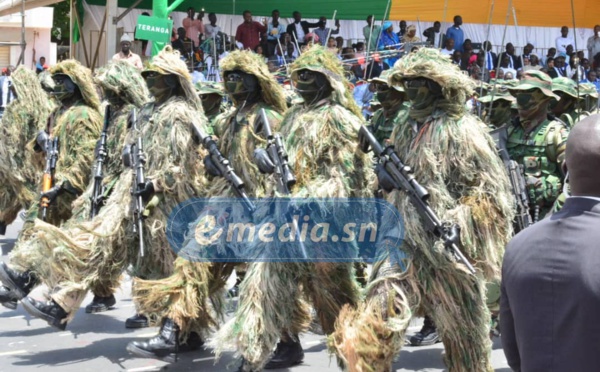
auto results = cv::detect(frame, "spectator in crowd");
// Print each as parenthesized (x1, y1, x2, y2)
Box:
(182, 7, 204, 47)
(500, 114, 600, 372)
(451, 50, 462, 66)
(363, 15, 381, 52)
(326, 37, 339, 54)
(379, 21, 400, 66)
(304, 32, 319, 48)
(498, 42, 520, 71)
(171, 27, 193, 59)
(401, 25, 420, 44)
(555, 55, 570, 77)
(423, 21, 442, 47)
(521, 43, 534, 59)
(503, 70, 515, 80)
(589, 70, 600, 92)
(588, 25, 600, 66)
(35, 56, 46, 74)
(266, 9, 285, 56)
(499, 54, 517, 78)
(286, 11, 320, 46)
(473, 51, 491, 82)
(235, 10, 267, 51)
(0, 66, 14, 118)
(254, 45, 267, 62)
(353, 81, 375, 118)
(280, 32, 299, 60)
(461, 39, 474, 70)
(396, 20, 407, 40)
(556, 26, 574, 56)
(204, 13, 220, 39)
(446, 15, 464, 52)
(523, 54, 542, 71)
(542, 47, 557, 67)
(565, 45, 575, 64)
(268, 44, 293, 68)
(546, 57, 558, 78)
(313, 16, 340, 47)
(336, 36, 345, 49)
(482, 41, 498, 71)
(191, 64, 206, 84)
(112, 34, 143, 70)
(440, 38, 454, 56)
(364, 55, 389, 79)
(582, 58, 591, 76)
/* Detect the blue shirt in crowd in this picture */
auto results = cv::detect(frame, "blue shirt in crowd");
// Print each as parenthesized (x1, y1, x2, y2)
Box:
(446, 26, 464, 52)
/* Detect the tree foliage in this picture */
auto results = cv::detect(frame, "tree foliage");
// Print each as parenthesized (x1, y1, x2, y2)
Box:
(51, 1, 70, 44)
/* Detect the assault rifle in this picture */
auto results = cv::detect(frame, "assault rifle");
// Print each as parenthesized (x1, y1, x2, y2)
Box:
(122, 108, 145, 257)
(358, 125, 476, 274)
(254, 108, 308, 259)
(40, 136, 59, 221)
(191, 121, 256, 214)
(489, 126, 533, 232)
(90, 104, 111, 219)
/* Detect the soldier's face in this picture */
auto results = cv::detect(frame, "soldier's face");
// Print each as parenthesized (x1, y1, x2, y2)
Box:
(515, 88, 549, 117)
(402, 77, 440, 109)
(200, 93, 222, 113)
(52, 74, 77, 101)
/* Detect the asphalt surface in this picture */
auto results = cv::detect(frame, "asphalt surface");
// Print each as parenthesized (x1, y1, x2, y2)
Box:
(0, 215, 512, 372)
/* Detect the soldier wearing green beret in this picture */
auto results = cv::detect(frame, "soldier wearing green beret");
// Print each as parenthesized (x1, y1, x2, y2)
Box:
(578, 82, 599, 115)
(551, 77, 583, 127)
(195, 81, 228, 134)
(479, 84, 516, 128)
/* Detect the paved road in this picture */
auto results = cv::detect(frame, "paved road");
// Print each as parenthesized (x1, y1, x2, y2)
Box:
(0, 216, 512, 372)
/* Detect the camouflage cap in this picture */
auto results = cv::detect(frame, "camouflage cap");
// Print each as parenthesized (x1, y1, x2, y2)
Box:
(369, 70, 405, 92)
(478, 84, 516, 103)
(508, 70, 559, 100)
(579, 82, 599, 99)
(195, 81, 225, 96)
(552, 77, 579, 99)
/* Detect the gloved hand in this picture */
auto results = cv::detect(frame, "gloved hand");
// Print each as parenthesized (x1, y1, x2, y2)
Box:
(253, 148, 275, 174)
(376, 163, 400, 192)
(204, 156, 222, 177)
(135, 180, 155, 202)
(40, 184, 64, 203)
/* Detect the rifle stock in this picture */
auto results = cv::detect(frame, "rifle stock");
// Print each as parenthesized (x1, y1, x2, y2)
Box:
(40, 137, 59, 221)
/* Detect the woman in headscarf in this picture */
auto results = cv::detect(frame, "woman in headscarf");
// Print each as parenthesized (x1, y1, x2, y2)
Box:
(378, 21, 400, 66)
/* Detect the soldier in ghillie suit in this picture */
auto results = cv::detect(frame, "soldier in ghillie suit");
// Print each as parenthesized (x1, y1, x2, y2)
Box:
(507, 70, 569, 220)
(331, 48, 514, 372)
(551, 77, 583, 127)
(0, 66, 54, 236)
(211, 45, 375, 372)
(195, 81, 228, 133)
(127, 50, 286, 361)
(0, 60, 102, 311)
(6, 61, 149, 328)
(368, 69, 410, 144)
(578, 82, 599, 115)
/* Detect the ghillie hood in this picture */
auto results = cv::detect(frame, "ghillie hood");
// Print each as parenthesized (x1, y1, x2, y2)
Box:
(95, 60, 150, 108)
(50, 59, 101, 111)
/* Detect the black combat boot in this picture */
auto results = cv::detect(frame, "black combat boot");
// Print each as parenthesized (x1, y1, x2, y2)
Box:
(0, 285, 18, 309)
(409, 316, 441, 346)
(85, 294, 116, 313)
(125, 313, 149, 328)
(21, 297, 68, 330)
(126, 318, 203, 361)
(0, 262, 38, 299)
(264, 336, 304, 369)
(0, 221, 7, 235)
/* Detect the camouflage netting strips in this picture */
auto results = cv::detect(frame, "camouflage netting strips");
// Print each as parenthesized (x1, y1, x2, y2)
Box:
(0, 66, 55, 224)
(210, 45, 376, 371)
(332, 48, 515, 372)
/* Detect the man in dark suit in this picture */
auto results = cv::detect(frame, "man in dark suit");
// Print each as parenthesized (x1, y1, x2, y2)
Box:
(499, 43, 521, 71)
(286, 11, 320, 46)
(501, 114, 600, 372)
(482, 41, 498, 71)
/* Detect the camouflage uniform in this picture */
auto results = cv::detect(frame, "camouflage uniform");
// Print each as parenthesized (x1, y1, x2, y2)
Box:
(551, 77, 584, 127)
(195, 81, 229, 134)
(507, 71, 569, 220)
(578, 82, 599, 116)
(478, 83, 516, 128)
(368, 69, 410, 144)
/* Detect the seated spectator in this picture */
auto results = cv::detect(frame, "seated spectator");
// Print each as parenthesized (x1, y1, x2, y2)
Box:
(326, 37, 339, 54)
(336, 36, 345, 49)
(451, 50, 462, 66)
(524, 54, 542, 71)
(280, 32, 299, 60)
(401, 25, 420, 43)
(542, 47, 557, 67)
(191, 64, 206, 84)
(397, 20, 407, 40)
(546, 57, 558, 78)
(353, 81, 375, 118)
(172, 27, 193, 59)
(460, 39, 474, 70)
(268, 44, 294, 68)
(498, 42, 520, 70)
(364, 56, 389, 79)
(254, 45, 267, 63)
(441, 38, 455, 56)
(499, 54, 517, 78)
(35, 56, 46, 74)
(588, 70, 600, 92)
(500, 114, 600, 372)
(504, 71, 515, 80)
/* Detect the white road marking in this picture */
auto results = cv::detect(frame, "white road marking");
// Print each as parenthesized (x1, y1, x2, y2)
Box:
(0, 349, 27, 356)
(305, 340, 323, 345)
(9, 315, 24, 319)
(192, 356, 214, 362)
(126, 366, 161, 372)
(135, 332, 157, 338)
(58, 332, 71, 337)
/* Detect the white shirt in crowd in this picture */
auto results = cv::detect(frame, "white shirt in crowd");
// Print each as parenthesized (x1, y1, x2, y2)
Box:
(555, 36, 575, 55)
(191, 70, 206, 84)
(441, 48, 454, 56)
(295, 23, 306, 43)
(205, 24, 221, 39)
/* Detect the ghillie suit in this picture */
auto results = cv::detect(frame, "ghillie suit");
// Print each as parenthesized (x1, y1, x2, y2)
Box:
(0, 60, 102, 310)
(195, 81, 230, 134)
(13, 61, 150, 323)
(578, 82, 599, 116)
(331, 48, 515, 372)
(211, 45, 375, 372)
(0, 66, 55, 229)
(128, 50, 286, 358)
